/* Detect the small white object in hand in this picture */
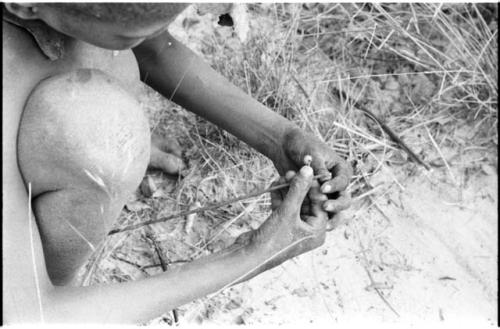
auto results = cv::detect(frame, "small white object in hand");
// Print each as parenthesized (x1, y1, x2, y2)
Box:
(304, 155, 313, 166)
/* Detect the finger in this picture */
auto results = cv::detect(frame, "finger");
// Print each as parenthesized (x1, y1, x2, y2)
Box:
(326, 218, 339, 231)
(300, 182, 326, 218)
(285, 170, 296, 182)
(151, 135, 183, 158)
(300, 180, 326, 217)
(320, 160, 352, 193)
(281, 166, 313, 213)
(304, 179, 328, 227)
(310, 155, 332, 183)
(322, 191, 351, 213)
(304, 199, 328, 228)
(308, 180, 328, 203)
(149, 149, 185, 175)
(326, 211, 348, 231)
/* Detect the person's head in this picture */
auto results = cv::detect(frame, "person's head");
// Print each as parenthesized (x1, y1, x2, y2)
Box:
(5, 3, 190, 49)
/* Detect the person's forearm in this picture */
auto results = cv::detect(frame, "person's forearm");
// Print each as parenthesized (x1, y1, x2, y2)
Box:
(133, 33, 296, 162)
(45, 242, 269, 323)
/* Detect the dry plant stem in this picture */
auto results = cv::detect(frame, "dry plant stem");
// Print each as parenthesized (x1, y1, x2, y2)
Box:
(331, 87, 431, 171)
(146, 233, 179, 325)
(108, 174, 327, 235)
(291, 73, 429, 170)
(28, 183, 45, 322)
(354, 222, 400, 317)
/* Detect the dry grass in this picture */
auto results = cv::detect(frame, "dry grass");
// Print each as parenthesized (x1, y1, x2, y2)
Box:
(76, 3, 497, 324)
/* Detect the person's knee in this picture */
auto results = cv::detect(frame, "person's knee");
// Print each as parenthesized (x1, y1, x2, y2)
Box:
(18, 69, 150, 198)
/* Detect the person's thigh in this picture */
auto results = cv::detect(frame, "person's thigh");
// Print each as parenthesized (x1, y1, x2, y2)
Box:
(17, 69, 150, 285)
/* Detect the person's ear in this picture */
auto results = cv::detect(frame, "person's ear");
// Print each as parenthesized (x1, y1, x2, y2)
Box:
(4, 3, 40, 20)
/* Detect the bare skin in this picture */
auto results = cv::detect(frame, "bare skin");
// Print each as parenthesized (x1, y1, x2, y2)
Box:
(3, 3, 351, 324)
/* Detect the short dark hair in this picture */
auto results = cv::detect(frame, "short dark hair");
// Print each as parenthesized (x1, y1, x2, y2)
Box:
(45, 3, 188, 26)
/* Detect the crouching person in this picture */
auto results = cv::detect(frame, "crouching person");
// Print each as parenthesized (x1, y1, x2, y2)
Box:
(3, 3, 351, 323)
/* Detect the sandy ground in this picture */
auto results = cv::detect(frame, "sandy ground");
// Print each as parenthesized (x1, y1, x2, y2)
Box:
(180, 165, 497, 326)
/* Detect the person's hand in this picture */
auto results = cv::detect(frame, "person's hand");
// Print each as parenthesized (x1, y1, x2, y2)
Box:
(148, 133, 185, 175)
(248, 165, 329, 267)
(274, 128, 352, 226)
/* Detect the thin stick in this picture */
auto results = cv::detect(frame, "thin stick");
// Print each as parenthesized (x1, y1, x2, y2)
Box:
(145, 233, 180, 325)
(28, 183, 45, 322)
(291, 72, 429, 170)
(108, 174, 329, 235)
(425, 125, 457, 185)
(354, 222, 400, 317)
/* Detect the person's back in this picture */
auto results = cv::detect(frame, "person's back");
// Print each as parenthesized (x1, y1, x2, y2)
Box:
(3, 3, 351, 323)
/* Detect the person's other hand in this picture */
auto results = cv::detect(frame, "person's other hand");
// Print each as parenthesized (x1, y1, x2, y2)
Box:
(249, 165, 328, 266)
(274, 128, 352, 228)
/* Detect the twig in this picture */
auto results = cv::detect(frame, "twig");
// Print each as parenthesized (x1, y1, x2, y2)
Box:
(28, 183, 45, 322)
(361, 262, 400, 317)
(108, 173, 328, 235)
(145, 233, 179, 325)
(290, 73, 429, 170)
(141, 260, 190, 270)
(424, 125, 457, 185)
(355, 227, 400, 317)
(331, 87, 431, 170)
(110, 255, 149, 276)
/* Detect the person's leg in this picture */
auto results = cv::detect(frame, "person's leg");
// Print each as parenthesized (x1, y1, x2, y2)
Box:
(17, 69, 151, 285)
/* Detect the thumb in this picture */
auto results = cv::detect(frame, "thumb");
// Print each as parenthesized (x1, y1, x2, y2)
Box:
(281, 165, 314, 213)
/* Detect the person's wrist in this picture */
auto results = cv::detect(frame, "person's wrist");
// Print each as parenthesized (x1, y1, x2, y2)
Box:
(270, 125, 302, 174)
(238, 227, 280, 262)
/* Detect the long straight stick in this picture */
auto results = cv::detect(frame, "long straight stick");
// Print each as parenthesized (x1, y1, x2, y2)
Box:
(108, 174, 327, 235)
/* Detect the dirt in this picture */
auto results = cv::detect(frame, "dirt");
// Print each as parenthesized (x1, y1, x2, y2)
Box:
(171, 161, 496, 326)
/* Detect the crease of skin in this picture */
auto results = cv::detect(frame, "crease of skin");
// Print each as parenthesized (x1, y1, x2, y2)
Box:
(28, 182, 45, 322)
(63, 218, 96, 252)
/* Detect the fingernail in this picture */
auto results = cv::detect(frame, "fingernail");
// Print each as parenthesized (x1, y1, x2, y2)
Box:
(321, 184, 332, 193)
(322, 172, 333, 181)
(325, 203, 336, 212)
